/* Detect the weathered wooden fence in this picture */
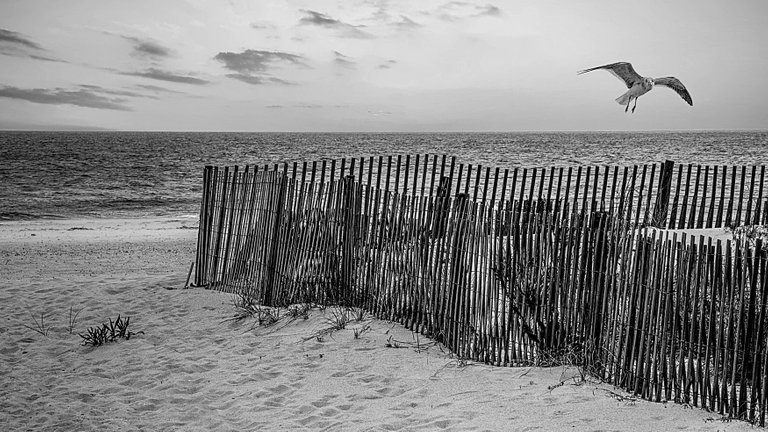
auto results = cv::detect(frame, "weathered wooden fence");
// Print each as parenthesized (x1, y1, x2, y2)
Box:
(237, 156, 768, 229)
(194, 158, 768, 425)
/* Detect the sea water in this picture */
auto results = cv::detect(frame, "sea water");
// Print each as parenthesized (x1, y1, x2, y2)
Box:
(0, 131, 765, 220)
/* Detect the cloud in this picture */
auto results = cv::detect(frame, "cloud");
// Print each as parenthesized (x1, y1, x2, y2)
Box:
(133, 84, 185, 94)
(0, 28, 43, 50)
(214, 49, 304, 85)
(214, 49, 305, 74)
(0, 85, 131, 110)
(299, 9, 374, 39)
(103, 32, 173, 61)
(430, 2, 502, 21)
(27, 54, 66, 63)
(226, 74, 295, 85)
(250, 21, 276, 30)
(392, 15, 421, 29)
(377, 59, 397, 69)
(334, 51, 356, 69)
(122, 68, 210, 85)
(134, 41, 171, 59)
(480, 5, 501, 16)
(0, 28, 65, 62)
(77, 84, 157, 99)
(119, 35, 172, 60)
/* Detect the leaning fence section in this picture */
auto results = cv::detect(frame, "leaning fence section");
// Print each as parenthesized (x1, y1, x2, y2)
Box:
(195, 159, 768, 425)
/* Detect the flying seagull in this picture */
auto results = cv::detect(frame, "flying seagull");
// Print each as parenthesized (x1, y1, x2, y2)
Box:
(577, 62, 693, 113)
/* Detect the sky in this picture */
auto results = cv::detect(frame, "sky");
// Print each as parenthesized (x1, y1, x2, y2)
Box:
(0, 0, 766, 132)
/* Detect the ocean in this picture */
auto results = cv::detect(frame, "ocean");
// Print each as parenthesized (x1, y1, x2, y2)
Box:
(0, 131, 766, 220)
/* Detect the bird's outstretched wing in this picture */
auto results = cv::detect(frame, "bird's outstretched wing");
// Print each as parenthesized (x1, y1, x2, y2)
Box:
(577, 62, 643, 88)
(654, 77, 693, 106)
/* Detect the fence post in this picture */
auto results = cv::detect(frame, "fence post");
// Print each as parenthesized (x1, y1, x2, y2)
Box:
(263, 173, 287, 306)
(195, 165, 213, 287)
(211, 166, 230, 287)
(586, 210, 610, 373)
(433, 176, 451, 237)
(652, 160, 675, 228)
(221, 166, 239, 286)
(341, 175, 357, 305)
(448, 193, 469, 352)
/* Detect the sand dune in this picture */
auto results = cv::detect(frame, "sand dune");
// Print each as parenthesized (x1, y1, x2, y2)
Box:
(0, 217, 756, 431)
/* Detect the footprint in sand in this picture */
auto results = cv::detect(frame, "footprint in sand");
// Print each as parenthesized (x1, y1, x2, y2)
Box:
(293, 404, 315, 416)
(267, 383, 292, 395)
(310, 394, 339, 408)
(262, 395, 285, 408)
(296, 415, 321, 427)
(359, 374, 378, 384)
(319, 407, 340, 417)
(375, 387, 407, 397)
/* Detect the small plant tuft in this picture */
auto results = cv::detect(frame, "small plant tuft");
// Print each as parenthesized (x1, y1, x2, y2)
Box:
(325, 306, 351, 330)
(23, 310, 50, 337)
(351, 307, 367, 322)
(230, 293, 290, 327)
(303, 306, 356, 342)
(385, 332, 438, 352)
(68, 306, 84, 334)
(258, 308, 281, 327)
(79, 315, 142, 347)
(227, 292, 284, 328)
(229, 292, 262, 322)
(288, 303, 311, 320)
(385, 335, 400, 348)
(352, 324, 371, 339)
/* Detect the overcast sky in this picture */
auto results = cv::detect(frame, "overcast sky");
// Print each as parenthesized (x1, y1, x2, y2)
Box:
(0, 0, 766, 132)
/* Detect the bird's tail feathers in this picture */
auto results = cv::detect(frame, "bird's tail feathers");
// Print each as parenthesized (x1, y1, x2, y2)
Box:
(615, 92, 631, 106)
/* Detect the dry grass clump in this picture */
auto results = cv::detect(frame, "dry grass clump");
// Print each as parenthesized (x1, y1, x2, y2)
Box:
(228, 292, 282, 327)
(536, 342, 606, 389)
(302, 306, 371, 342)
(23, 310, 50, 337)
(229, 291, 262, 321)
(23, 306, 84, 337)
(353, 325, 371, 339)
(79, 315, 142, 347)
(385, 331, 438, 353)
(288, 303, 311, 320)
(68, 306, 84, 334)
(325, 306, 352, 330)
(326, 306, 373, 339)
(351, 307, 367, 322)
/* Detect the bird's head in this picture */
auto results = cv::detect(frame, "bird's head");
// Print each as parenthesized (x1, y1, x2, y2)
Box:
(645, 77, 654, 87)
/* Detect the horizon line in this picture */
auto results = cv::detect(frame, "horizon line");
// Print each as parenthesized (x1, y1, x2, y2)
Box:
(2, 128, 767, 134)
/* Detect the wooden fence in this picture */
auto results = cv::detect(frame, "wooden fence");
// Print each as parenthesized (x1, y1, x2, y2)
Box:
(194, 158, 768, 425)
(241, 156, 768, 230)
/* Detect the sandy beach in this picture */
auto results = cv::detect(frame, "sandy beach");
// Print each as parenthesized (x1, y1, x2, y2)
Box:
(0, 216, 756, 431)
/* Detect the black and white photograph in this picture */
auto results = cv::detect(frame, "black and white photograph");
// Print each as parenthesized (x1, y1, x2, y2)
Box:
(1, 1, 766, 430)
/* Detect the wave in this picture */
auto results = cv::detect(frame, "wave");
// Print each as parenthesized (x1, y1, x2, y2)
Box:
(0, 211, 67, 221)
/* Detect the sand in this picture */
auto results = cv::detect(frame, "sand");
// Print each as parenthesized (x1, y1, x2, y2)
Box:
(0, 216, 756, 431)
